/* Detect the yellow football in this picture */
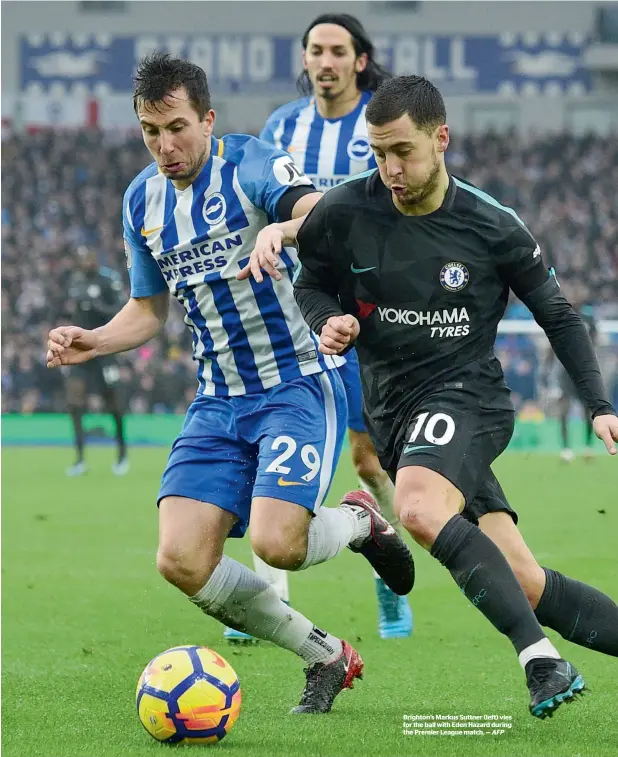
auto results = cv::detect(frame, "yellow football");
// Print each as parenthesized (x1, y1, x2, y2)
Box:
(136, 645, 241, 745)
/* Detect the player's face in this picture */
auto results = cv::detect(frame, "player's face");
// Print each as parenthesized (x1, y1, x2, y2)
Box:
(369, 114, 449, 207)
(137, 88, 215, 188)
(303, 24, 367, 101)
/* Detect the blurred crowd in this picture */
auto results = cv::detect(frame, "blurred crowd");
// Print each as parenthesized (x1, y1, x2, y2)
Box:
(2, 128, 617, 414)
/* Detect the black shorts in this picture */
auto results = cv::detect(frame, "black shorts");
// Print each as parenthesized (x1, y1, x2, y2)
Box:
(387, 386, 518, 525)
(66, 358, 121, 397)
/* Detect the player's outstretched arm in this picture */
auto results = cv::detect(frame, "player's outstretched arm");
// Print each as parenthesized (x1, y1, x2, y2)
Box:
(294, 193, 350, 343)
(237, 213, 310, 284)
(237, 191, 322, 283)
(46, 292, 169, 368)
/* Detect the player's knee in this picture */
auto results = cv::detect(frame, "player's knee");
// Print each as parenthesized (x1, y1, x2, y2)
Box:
(156, 544, 217, 595)
(398, 506, 440, 546)
(396, 478, 462, 547)
(251, 529, 307, 571)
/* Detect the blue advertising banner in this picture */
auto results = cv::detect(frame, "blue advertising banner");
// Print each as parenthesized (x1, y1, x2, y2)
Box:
(20, 32, 590, 97)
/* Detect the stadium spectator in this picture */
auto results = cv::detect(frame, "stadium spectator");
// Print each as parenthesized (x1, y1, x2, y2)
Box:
(2, 128, 616, 412)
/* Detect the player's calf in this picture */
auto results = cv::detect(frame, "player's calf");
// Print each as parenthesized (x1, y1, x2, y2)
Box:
(535, 568, 618, 657)
(479, 512, 547, 608)
(250, 493, 371, 573)
(190, 553, 356, 702)
(349, 431, 385, 487)
(395, 468, 586, 711)
(480, 512, 618, 656)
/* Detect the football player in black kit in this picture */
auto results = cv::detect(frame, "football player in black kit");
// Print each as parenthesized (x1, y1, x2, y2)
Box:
(292, 76, 618, 719)
(63, 247, 129, 477)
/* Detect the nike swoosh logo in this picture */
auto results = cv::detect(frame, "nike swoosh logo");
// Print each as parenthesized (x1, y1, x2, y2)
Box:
(277, 477, 306, 487)
(403, 444, 434, 454)
(141, 225, 163, 237)
(350, 265, 376, 274)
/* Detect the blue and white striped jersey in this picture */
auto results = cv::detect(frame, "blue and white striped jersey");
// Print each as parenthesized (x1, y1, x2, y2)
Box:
(260, 90, 377, 191)
(123, 134, 343, 398)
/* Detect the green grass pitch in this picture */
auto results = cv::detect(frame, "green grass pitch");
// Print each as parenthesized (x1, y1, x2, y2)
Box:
(2, 447, 617, 757)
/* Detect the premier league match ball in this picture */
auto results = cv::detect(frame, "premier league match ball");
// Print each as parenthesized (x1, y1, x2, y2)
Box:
(136, 645, 242, 745)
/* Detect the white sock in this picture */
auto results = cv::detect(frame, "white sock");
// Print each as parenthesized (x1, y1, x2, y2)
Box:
(252, 551, 290, 603)
(518, 637, 562, 669)
(299, 505, 370, 570)
(191, 556, 341, 665)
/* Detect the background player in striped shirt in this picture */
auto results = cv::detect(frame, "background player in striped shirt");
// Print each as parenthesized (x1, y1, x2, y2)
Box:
(246, 14, 414, 643)
(46, 53, 415, 715)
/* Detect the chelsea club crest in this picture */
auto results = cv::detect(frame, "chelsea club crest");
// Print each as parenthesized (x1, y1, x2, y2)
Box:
(440, 262, 469, 292)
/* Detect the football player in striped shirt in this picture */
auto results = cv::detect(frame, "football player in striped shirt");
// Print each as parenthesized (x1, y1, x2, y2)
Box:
(250, 14, 414, 642)
(46, 53, 414, 715)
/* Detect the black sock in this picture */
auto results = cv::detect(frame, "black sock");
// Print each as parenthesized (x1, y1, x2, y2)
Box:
(431, 515, 545, 654)
(535, 568, 618, 657)
(70, 409, 85, 463)
(112, 412, 127, 463)
(560, 414, 569, 448)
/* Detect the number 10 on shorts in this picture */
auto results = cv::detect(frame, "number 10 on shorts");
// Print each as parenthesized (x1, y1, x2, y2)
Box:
(407, 412, 456, 446)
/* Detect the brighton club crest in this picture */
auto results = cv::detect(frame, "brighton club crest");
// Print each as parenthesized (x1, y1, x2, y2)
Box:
(439, 262, 469, 292)
(203, 192, 227, 226)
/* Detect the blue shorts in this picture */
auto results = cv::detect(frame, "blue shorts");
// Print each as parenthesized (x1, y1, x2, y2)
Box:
(158, 371, 348, 538)
(338, 349, 366, 433)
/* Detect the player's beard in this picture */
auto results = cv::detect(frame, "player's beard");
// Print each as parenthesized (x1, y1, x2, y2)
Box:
(165, 146, 210, 184)
(315, 71, 353, 102)
(316, 78, 341, 101)
(397, 153, 442, 208)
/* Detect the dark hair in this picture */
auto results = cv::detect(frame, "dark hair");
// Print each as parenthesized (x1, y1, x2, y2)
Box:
(365, 75, 446, 134)
(133, 51, 211, 118)
(297, 13, 391, 95)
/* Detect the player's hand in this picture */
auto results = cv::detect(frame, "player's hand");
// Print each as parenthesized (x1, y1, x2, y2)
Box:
(46, 326, 100, 368)
(319, 315, 360, 355)
(237, 224, 286, 283)
(592, 414, 618, 455)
